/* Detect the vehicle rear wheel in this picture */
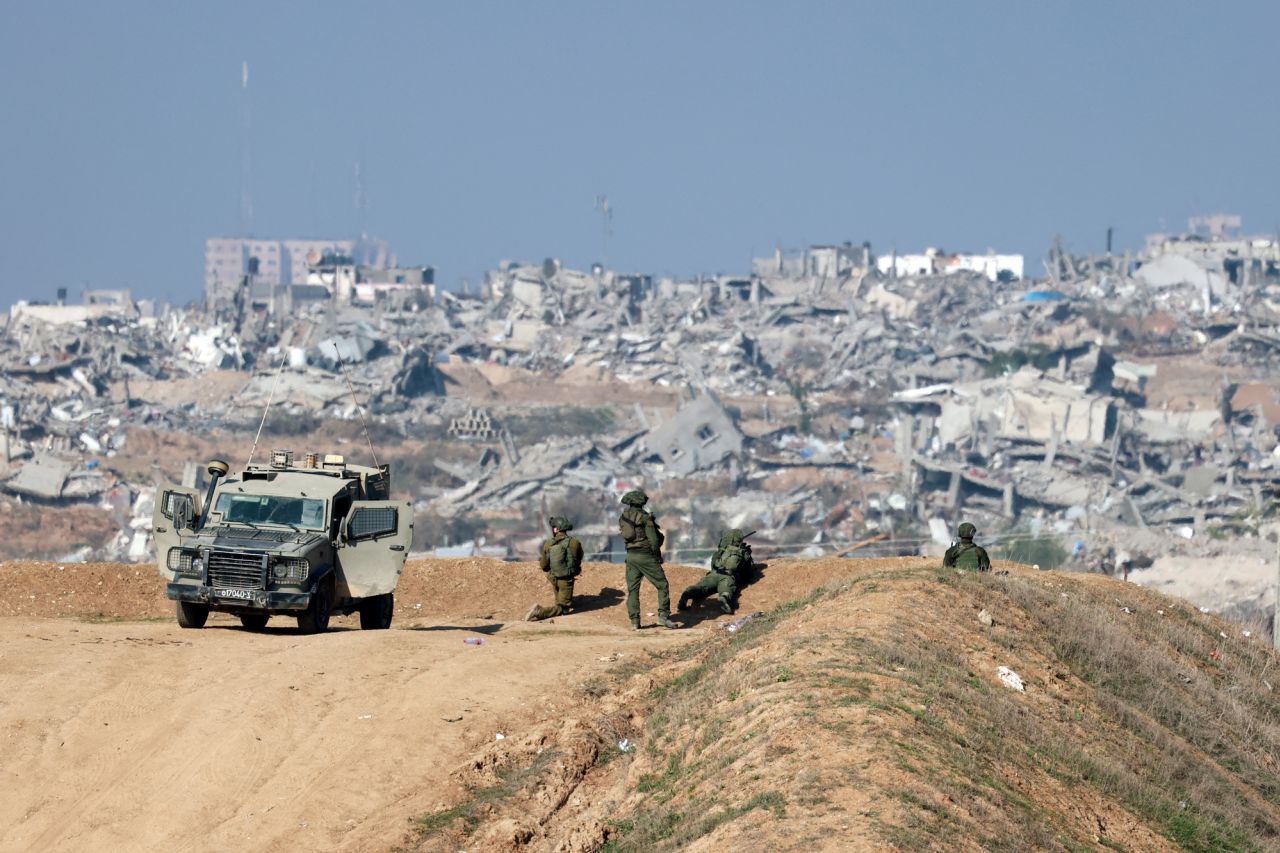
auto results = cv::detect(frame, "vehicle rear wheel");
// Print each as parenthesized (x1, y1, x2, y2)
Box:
(239, 613, 270, 630)
(359, 593, 394, 630)
(176, 601, 209, 629)
(297, 578, 332, 634)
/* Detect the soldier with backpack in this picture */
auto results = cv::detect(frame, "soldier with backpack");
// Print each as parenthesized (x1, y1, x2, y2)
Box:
(943, 522, 991, 572)
(525, 516, 584, 621)
(618, 490, 678, 630)
(678, 528, 754, 614)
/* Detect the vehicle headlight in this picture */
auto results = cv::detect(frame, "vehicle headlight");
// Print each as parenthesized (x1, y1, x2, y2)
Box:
(168, 549, 201, 576)
(271, 558, 309, 583)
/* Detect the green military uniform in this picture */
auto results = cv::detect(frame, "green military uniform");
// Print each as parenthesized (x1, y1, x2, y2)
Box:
(679, 528, 751, 614)
(526, 517, 584, 621)
(943, 522, 991, 572)
(619, 490, 675, 629)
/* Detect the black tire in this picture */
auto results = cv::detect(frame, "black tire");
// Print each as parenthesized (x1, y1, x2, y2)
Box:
(297, 578, 332, 634)
(176, 601, 209, 629)
(239, 613, 270, 631)
(358, 593, 394, 630)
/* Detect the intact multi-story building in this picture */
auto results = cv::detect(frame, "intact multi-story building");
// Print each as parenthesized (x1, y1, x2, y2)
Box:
(205, 237, 359, 295)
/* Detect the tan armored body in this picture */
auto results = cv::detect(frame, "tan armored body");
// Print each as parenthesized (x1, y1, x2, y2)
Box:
(154, 449, 413, 633)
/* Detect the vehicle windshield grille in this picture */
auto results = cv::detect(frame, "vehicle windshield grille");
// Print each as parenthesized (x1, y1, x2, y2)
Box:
(208, 551, 266, 589)
(212, 526, 315, 544)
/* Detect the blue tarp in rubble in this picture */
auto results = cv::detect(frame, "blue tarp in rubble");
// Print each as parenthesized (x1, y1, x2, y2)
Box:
(1023, 290, 1068, 302)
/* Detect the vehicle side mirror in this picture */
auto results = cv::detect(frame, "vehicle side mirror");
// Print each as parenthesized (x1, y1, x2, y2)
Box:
(172, 494, 195, 531)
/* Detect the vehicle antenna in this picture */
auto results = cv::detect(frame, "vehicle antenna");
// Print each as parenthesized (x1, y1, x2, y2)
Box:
(332, 347, 381, 469)
(246, 349, 290, 469)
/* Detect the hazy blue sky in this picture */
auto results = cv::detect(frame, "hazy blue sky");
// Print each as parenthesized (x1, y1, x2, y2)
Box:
(1, 1, 1276, 305)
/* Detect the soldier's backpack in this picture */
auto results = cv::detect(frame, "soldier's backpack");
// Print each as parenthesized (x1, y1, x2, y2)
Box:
(619, 507, 663, 551)
(718, 542, 748, 576)
(950, 542, 981, 570)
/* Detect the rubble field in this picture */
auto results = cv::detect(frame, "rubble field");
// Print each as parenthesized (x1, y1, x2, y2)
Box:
(4, 226, 1280, 627)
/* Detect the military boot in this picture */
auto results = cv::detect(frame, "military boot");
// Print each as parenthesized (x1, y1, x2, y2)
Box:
(719, 596, 735, 615)
(631, 621, 642, 631)
(525, 603, 541, 622)
(656, 615, 679, 629)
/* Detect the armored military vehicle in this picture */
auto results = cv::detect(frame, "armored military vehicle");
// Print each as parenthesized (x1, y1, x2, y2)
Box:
(153, 449, 413, 633)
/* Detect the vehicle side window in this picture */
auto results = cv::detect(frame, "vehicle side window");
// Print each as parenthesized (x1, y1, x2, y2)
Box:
(349, 506, 397, 542)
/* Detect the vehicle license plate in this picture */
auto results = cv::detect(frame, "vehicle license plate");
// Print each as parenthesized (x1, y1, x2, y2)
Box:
(216, 588, 254, 601)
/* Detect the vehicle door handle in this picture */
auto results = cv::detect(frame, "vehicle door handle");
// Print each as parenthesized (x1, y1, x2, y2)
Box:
(155, 527, 168, 533)
(390, 545, 405, 551)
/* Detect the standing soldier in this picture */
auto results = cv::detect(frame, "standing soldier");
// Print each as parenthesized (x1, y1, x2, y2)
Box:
(618, 490, 677, 630)
(943, 522, 991, 572)
(525, 516, 584, 622)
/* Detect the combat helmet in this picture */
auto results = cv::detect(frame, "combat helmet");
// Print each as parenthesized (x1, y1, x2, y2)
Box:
(957, 522, 977, 540)
(719, 528, 744, 548)
(620, 489, 649, 507)
(548, 516, 574, 532)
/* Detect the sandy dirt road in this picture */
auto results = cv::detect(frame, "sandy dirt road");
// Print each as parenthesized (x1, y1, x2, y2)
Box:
(0, 554, 920, 851)
(0, 613, 696, 852)
(0, 557, 766, 852)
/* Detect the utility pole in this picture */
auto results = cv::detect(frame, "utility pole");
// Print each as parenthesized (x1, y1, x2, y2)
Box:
(1273, 538, 1279, 650)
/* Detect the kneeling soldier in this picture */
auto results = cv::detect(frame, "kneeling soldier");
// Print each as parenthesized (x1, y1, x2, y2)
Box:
(526, 516, 584, 621)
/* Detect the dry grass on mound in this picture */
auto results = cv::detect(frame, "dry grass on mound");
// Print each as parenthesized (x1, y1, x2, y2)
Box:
(407, 563, 1280, 853)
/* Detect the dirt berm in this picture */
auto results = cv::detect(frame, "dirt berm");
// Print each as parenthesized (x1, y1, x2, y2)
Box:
(2, 557, 1278, 851)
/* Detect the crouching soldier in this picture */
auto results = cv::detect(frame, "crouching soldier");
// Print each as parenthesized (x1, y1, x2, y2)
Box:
(943, 522, 991, 572)
(679, 528, 753, 614)
(526, 516, 584, 621)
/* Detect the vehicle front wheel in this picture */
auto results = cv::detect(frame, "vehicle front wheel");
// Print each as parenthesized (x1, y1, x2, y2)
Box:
(359, 593, 394, 630)
(297, 579, 332, 634)
(239, 613, 270, 631)
(176, 601, 209, 629)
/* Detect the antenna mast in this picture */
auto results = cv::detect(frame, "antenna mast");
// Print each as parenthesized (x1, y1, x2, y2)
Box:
(245, 350, 290, 469)
(239, 61, 254, 238)
(326, 344, 381, 469)
(593, 194, 613, 268)
(354, 151, 368, 236)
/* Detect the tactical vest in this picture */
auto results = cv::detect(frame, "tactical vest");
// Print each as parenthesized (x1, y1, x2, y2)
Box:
(547, 535, 581, 579)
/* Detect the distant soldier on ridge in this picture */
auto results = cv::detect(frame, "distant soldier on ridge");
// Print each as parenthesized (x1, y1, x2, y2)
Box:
(526, 516, 583, 622)
(943, 522, 991, 572)
(618, 490, 678, 630)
